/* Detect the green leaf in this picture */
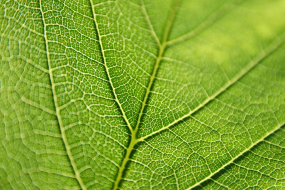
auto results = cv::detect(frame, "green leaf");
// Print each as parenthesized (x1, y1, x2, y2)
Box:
(1, 0, 285, 189)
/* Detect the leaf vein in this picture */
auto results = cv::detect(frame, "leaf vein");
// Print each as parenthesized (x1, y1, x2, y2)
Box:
(39, 1, 86, 189)
(112, 0, 182, 189)
(186, 121, 285, 189)
(138, 32, 285, 142)
(89, 0, 134, 133)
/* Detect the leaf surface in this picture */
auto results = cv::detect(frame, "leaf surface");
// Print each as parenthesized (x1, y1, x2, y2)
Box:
(1, 0, 285, 189)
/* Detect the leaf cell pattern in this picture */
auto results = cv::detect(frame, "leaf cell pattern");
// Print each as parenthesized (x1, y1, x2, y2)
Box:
(1, 0, 285, 189)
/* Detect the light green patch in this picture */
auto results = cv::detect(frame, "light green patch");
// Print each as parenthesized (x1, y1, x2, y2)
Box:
(1, 0, 285, 189)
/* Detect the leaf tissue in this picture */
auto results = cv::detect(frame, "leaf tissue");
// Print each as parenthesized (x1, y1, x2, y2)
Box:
(1, 0, 285, 189)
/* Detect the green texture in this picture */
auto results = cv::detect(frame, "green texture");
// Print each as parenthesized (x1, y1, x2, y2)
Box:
(1, 0, 285, 189)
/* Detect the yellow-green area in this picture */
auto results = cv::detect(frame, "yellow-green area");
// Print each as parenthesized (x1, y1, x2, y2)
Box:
(1, 0, 285, 190)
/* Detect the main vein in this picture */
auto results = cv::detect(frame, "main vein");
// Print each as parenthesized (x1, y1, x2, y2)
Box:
(112, 0, 182, 189)
(39, 1, 86, 190)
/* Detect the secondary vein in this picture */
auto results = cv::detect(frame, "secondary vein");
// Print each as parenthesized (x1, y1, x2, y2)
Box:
(89, 0, 134, 134)
(138, 31, 285, 142)
(134, 0, 182, 134)
(186, 119, 285, 190)
(39, 1, 86, 190)
(139, 0, 161, 46)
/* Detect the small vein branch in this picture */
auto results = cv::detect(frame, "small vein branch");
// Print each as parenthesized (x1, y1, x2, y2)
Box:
(138, 31, 285, 142)
(20, 96, 56, 115)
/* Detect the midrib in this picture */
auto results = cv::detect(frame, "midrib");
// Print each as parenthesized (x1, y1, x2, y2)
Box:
(39, 1, 86, 190)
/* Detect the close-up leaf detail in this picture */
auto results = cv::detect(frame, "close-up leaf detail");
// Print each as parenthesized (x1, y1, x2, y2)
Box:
(1, 0, 285, 189)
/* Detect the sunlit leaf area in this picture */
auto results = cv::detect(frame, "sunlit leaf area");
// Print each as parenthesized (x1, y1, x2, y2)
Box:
(1, 0, 285, 189)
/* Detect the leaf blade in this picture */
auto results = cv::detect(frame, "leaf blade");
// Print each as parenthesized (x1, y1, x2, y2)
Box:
(1, 0, 285, 189)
